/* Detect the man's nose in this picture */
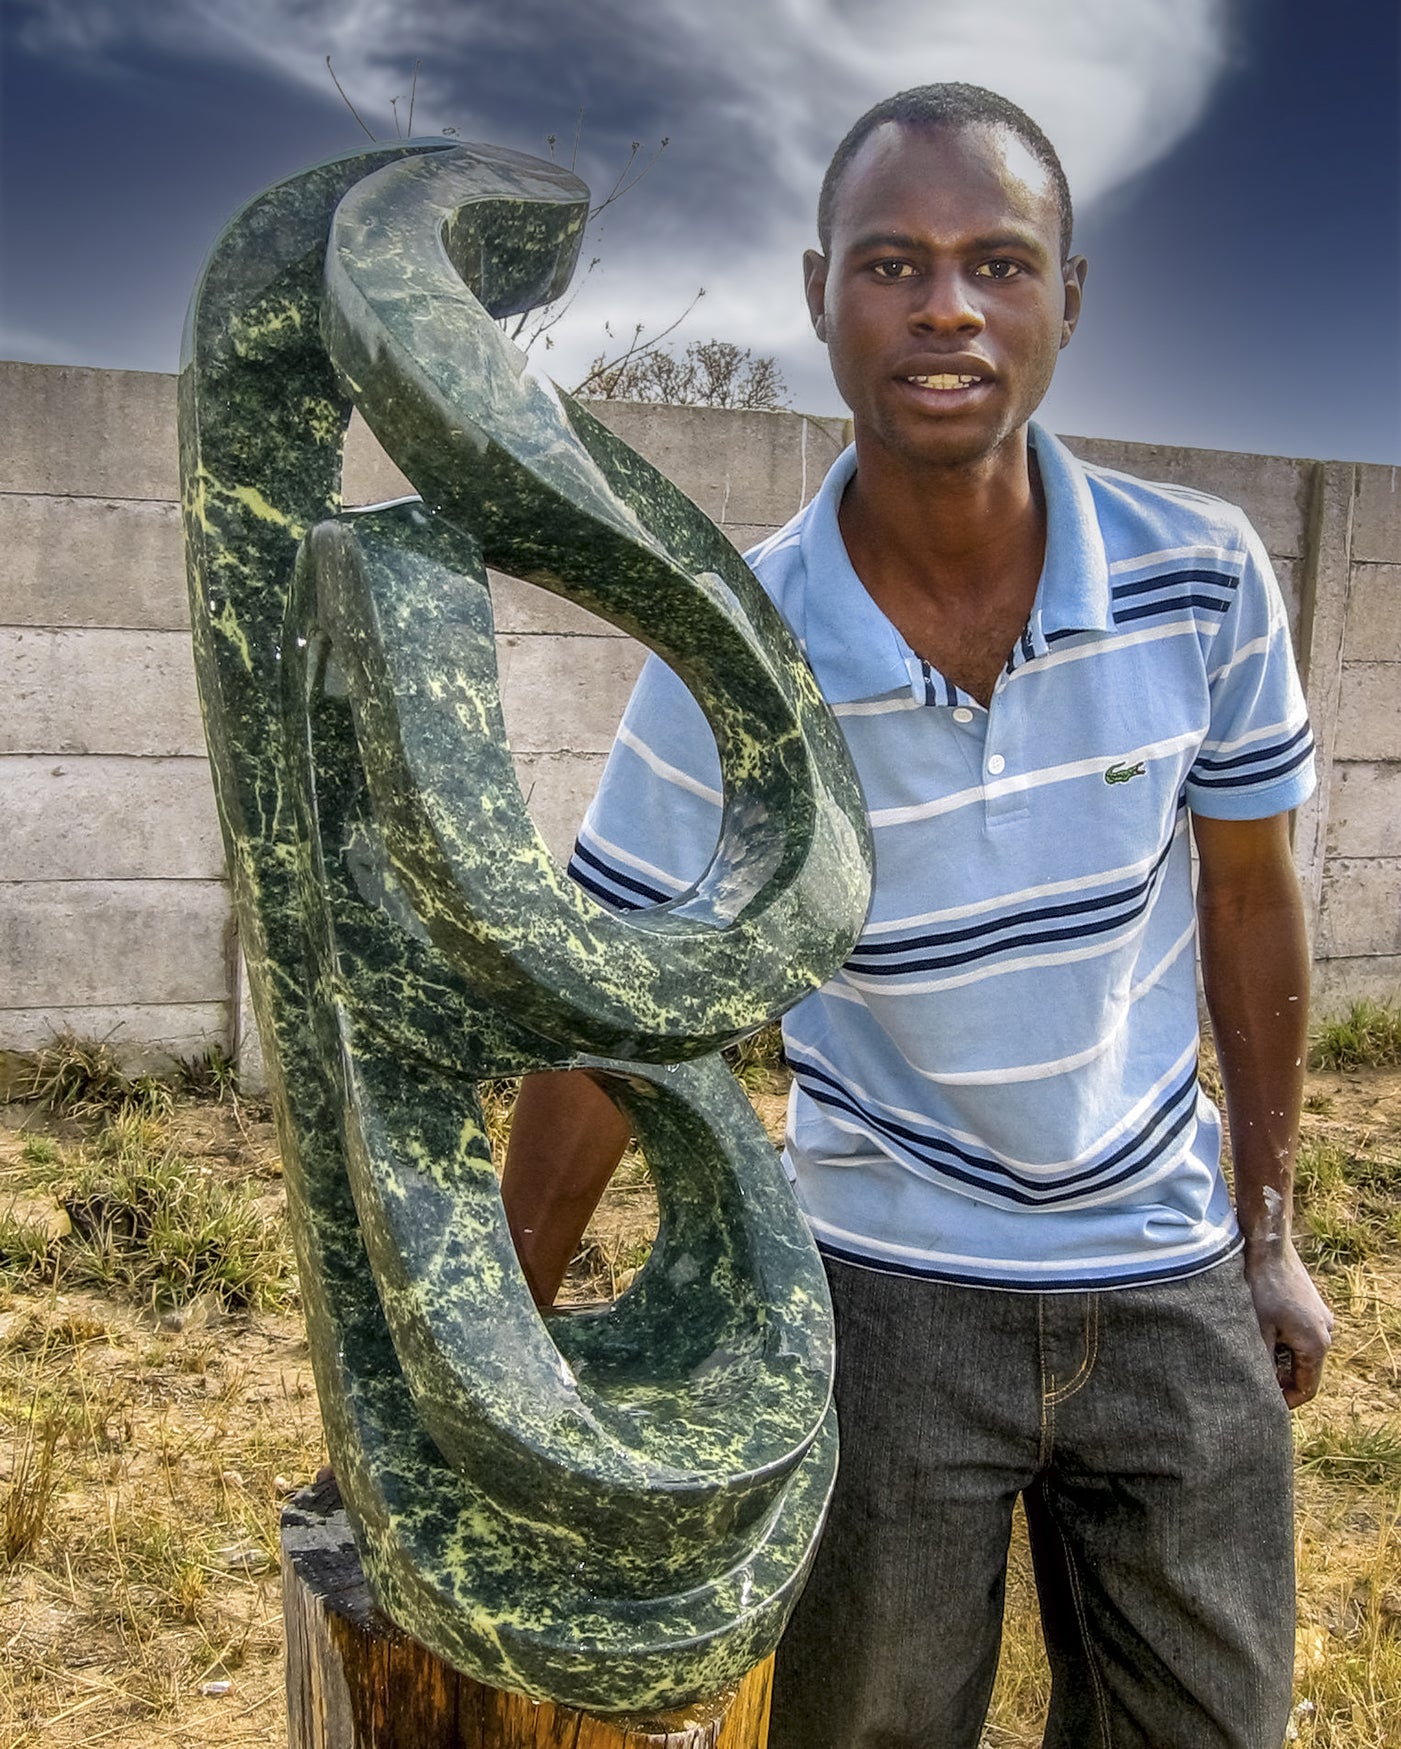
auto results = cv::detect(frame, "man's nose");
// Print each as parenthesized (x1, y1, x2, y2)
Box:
(910, 267, 985, 334)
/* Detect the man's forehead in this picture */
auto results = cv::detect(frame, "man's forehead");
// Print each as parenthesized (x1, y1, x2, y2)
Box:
(830, 119, 1057, 240)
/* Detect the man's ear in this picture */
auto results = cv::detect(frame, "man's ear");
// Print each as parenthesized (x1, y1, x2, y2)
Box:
(1060, 255, 1088, 348)
(803, 248, 829, 342)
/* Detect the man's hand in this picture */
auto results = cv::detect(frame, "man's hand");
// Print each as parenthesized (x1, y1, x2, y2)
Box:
(1193, 810, 1333, 1412)
(1242, 1235, 1334, 1408)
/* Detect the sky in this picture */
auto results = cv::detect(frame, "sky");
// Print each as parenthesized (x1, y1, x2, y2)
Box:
(2, 0, 1397, 465)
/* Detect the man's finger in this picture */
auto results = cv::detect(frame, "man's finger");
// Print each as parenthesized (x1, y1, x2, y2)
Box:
(1280, 1343, 1326, 1408)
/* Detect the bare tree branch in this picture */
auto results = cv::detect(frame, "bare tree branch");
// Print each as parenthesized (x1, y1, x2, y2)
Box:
(589, 138, 671, 222)
(326, 56, 376, 141)
(570, 292, 712, 398)
(576, 335, 789, 411)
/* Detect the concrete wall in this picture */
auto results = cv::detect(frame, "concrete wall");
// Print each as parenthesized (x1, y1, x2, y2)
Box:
(1, 361, 1396, 1073)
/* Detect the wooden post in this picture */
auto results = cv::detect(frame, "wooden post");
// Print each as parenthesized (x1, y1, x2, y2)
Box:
(281, 1479, 773, 1749)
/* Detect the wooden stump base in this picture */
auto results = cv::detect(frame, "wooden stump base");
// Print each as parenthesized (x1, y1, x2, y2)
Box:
(281, 1478, 773, 1749)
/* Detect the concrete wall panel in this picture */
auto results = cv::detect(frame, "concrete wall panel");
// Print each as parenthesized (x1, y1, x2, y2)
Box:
(1, 880, 231, 1006)
(1352, 463, 1401, 565)
(1325, 763, 1401, 860)
(1343, 564, 1401, 662)
(0, 364, 1396, 1060)
(0, 628, 206, 756)
(0, 756, 223, 881)
(0, 364, 178, 501)
(1334, 664, 1401, 763)
(1317, 859, 1401, 959)
(496, 633, 646, 755)
(1271, 557, 1304, 647)
(1311, 957, 1401, 1015)
(342, 411, 415, 507)
(724, 525, 783, 555)
(0, 495, 188, 630)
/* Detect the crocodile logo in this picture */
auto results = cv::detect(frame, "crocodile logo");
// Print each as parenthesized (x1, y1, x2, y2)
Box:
(1105, 760, 1147, 785)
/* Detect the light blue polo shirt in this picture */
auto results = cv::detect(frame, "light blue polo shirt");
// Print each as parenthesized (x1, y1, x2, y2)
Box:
(568, 424, 1315, 1290)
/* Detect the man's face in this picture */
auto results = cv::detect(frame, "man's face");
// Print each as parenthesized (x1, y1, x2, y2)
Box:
(804, 121, 1086, 472)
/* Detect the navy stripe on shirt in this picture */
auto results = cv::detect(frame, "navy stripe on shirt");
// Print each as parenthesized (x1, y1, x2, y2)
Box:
(1111, 568, 1241, 602)
(1190, 741, 1314, 791)
(1192, 723, 1312, 776)
(848, 839, 1175, 967)
(790, 1055, 1202, 1208)
(845, 839, 1174, 978)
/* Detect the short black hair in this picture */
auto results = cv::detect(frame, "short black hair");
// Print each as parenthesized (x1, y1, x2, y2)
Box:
(817, 83, 1074, 258)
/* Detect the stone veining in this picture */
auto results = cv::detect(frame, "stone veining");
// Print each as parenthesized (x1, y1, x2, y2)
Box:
(179, 140, 873, 1711)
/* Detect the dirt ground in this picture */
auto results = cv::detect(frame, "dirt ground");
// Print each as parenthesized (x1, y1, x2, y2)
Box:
(0, 1060, 1397, 1749)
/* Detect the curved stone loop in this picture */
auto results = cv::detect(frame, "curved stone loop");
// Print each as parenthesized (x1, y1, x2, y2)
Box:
(179, 140, 874, 1710)
(318, 146, 871, 1057)
(337, 1029, 835, 1600)
(281, 628, 841, 1693)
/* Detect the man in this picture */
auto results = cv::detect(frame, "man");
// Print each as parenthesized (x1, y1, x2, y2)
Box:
(503, 84, 1332, 1748)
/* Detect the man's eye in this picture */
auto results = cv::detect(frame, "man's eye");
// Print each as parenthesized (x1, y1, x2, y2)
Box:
(976, 259, 1021, 280)
(871, 260, 915, 280)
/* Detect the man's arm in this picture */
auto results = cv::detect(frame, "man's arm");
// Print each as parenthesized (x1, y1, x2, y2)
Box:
(501, 1070, 632, 1308)
(1192, 809, 1333, 1408)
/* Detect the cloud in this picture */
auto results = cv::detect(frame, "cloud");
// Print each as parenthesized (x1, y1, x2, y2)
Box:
(14, 0, 1232, 206)
(11, 0, 1235, 407)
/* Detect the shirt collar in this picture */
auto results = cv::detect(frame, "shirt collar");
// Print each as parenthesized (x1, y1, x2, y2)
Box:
(797, 421, 1111, 706)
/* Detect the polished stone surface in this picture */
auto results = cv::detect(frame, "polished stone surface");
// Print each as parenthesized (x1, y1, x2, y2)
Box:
(179, 141, 872, 1711)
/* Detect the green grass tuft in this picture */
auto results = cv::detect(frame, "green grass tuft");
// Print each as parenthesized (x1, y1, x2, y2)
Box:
(173, 1045, 241, 1104)
(1294, 1137, 1401, 1275)
(1310, 1001, 1401, 1071)
(1296, 1420, 1401, 1488)
(13, 1031, 173, 1121)
(724, 1021, 788, 1094)
(1300, 1208, 1375, 1271)
(1295, 1139, 1350, 1199)
(0, 1112, 295, 1313)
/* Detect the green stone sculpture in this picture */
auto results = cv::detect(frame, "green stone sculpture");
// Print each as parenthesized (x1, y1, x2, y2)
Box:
(179, 141, 873, 1712)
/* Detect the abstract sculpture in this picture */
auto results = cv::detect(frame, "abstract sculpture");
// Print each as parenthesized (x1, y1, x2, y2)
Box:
(179, 140, 873, 1712)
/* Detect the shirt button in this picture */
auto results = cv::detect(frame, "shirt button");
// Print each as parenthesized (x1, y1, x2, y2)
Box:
(952, 707, 974, 723)
(987, 754, 1006, 775)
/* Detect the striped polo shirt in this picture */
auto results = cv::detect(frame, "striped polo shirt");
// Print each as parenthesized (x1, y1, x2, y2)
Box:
(569, 424, 1315, 1290)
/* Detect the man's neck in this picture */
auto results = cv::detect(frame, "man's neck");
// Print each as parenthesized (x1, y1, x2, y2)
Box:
(840, 425, 1043, 596)
(836, 424, 1048, 705)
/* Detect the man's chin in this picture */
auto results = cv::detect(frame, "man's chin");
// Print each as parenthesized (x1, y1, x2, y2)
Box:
(875, 416, 1027, 474)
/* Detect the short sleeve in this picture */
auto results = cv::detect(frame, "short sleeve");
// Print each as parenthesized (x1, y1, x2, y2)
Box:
(1184, 519, 1316, 820)
(565, 654, 723, 912)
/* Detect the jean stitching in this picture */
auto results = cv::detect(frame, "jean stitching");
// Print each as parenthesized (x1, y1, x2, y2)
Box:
(1048, 1498, 1114, 1747)
(1037, 1298, 1054, 1466)
(1045, 1296, 1099, 1407)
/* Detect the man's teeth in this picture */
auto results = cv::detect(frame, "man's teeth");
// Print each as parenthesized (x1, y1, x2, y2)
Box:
(908, 374, 982, 389)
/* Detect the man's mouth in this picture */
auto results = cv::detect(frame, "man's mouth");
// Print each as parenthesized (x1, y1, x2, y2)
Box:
(905, 373, 984, 390)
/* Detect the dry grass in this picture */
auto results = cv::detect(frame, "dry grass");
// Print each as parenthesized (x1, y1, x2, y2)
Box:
(0, 1029, 1397, 1746)
(0, 1111, 294, 1316)
(0, 1072, 313, 1748)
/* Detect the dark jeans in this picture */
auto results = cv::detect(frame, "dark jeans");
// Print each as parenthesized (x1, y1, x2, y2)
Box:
(770, 1256, 1294, 1749)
